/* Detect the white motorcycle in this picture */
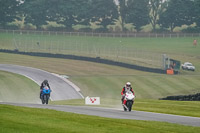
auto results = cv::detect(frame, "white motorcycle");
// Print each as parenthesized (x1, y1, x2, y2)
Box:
(122, 91, 135, 111)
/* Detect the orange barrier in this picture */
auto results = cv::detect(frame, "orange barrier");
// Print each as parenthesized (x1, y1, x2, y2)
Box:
(166, 69, 174, 75)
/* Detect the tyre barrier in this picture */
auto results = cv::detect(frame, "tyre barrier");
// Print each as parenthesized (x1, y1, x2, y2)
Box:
(0, 49, 169, 74)
(160, 93, 200, 101)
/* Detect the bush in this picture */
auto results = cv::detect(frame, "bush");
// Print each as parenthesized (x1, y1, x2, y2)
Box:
(46, 25, 65, 31)
(4, 24, 19, 30)
(108, 26, 114, 32)
(152, 28, 170, 33)
(160, 93, 200, 101)
(78, 27, 93, 32)
(114, 26, 121, 32)
(23, 24, 36, 30)
(181, 27, 200, 33)
(94, 27, 108, 33)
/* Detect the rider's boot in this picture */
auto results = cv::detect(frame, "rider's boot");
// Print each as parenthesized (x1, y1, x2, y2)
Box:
(123, 99, 127, 105)
(39, 92, 42, 99)
(121, 96, 125, 104)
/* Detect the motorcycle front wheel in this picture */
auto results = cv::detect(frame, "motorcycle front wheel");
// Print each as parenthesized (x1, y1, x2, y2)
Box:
(45, 95, 49, 104)
(41, 95, 45, 104)
(127, 101, 133, 112)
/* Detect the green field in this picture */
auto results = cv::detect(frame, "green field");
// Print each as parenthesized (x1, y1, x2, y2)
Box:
(1, 104, 200, 133)
(0, 32, 200, 131)
(0, 51, 200, 100)
(1, 32, 200, 55)
(1, 32, 200, 69)
(1, 52, 200, 117)
(0, 32, 200, 100)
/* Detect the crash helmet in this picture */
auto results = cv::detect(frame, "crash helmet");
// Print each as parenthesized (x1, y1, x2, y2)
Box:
(43, 79, 48, 84)
(126, 82, 131, 87)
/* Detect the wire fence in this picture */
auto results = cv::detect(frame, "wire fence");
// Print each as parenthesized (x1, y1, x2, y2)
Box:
(0, 29, 179, 69)
(1, 29, 200, 38)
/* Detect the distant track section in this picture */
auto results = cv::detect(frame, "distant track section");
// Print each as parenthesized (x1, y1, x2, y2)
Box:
(0, 64, 83, 101)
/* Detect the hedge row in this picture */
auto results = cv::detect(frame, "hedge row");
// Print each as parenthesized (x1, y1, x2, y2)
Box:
(160, 93, 200, 101)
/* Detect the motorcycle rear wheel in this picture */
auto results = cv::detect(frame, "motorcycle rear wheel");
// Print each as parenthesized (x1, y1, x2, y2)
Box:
(41, 95, 48, 104)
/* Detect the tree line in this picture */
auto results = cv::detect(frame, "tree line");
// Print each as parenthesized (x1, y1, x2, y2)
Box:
(0, 0, 200, 32)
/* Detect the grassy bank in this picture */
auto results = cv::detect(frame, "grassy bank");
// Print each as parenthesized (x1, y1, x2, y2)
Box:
(1, 104, 200, 133)
(0, 70, 39, 103)
(1, 52, 200, 100)
(1, 52, 200, 117)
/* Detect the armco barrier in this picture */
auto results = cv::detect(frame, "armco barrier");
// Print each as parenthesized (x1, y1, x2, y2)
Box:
(0, 49, 168, 74)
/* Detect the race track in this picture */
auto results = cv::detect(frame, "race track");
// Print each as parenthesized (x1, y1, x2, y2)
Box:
(0, 64, 83, 101)
(1, 64, 200, 127)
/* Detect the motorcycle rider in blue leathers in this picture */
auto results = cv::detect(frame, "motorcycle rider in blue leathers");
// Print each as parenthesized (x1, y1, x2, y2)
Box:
(40, 79, 51, 99)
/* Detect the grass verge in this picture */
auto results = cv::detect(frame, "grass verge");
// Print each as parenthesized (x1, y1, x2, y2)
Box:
(50, 98, 200, 118)
(1, 52, 200, 100)
(1, 104, 200, 133)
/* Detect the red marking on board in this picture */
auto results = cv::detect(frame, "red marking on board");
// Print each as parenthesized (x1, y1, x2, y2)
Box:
(90, 98, 96, 103)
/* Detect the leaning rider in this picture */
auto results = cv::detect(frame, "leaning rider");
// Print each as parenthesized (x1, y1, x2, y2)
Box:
(121, 82, 134, 105)
(40, 79, 51, 99)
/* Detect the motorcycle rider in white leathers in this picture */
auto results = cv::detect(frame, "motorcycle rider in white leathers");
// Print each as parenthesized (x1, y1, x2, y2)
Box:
(121, 82, 135, 105)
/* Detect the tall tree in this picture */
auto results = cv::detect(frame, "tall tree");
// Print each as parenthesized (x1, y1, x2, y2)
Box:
(0, 0, 20, 27)
(21, 0, 48, 30)
(148, 0, 165, 32)
(118, 0, 128, 31)
(126, 0, 149, 32)
(48, 0, 91, 30)
(158, 0, 195, 32)
(90, 0, 118, 30)
(194, 0, 200, 27)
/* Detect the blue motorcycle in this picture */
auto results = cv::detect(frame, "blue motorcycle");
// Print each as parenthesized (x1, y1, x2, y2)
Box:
(41, 86, 51, 104)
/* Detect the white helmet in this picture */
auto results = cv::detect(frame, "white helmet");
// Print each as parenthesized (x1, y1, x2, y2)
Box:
(126, 82, 131, 87)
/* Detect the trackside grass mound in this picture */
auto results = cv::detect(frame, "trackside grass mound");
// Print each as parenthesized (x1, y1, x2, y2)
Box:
(0, 70, 39, 103)
(1, 52, 200, 118)
(1, 52, 200, 100)
(1, 104, 200, 133)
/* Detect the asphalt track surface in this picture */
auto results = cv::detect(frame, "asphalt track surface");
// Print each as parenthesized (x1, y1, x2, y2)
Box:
(0, 64, 200, 127)
(0, 64, 83, 101)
